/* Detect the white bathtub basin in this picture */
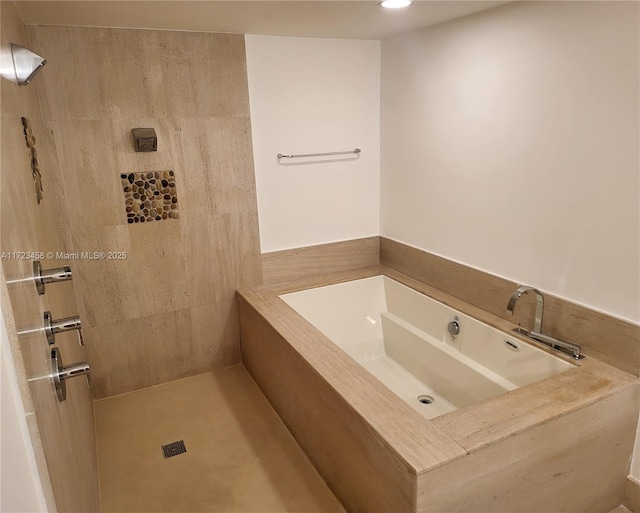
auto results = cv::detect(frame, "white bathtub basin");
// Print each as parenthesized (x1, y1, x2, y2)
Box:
(280, 275, 574, 419)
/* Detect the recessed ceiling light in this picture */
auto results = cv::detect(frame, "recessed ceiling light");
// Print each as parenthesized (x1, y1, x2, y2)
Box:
(379, 0, 413, 8)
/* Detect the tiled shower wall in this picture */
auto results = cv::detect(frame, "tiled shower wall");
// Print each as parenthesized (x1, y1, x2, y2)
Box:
(1, 3, 99, 511)
(27, 26, 263, 398)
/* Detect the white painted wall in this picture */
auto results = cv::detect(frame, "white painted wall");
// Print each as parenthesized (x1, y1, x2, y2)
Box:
(246, 35, 380, 253)
(380, 1, 640, 323)
(0, 306, 48, 512)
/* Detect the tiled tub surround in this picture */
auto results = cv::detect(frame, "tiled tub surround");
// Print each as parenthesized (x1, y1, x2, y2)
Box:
(262, 237, 380, 285)
(280, 276, 574, 420)
(380, 237, 640, 377)
(260, 236, 640, 378)
(238, 266, 639, 513)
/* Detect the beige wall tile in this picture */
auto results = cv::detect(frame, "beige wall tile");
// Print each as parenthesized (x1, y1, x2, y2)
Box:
(262, 236, 380, 285)
(1, 3, 99, 511)
(84, 299, 245, 399)
(85, 308, 194, 398)
(83, 299, 244, 399)
(381, 237, 640, 376)
(625, 477, 640, 513)
(95, 29, 168, 119)
(190, 301, 241, 374)
(45, 118, 179, 237)
(71, 222, 190, 327)
(171, 116, 258, 219)
(182, 211, 262, 306)
(156, 31, 251, 119)
(29, 26, 262, 397)
(28, 26, 251, 122)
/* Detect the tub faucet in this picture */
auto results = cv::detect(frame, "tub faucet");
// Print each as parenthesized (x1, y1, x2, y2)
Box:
(506, 286, 544, 333)
(506, 285, 583, 360)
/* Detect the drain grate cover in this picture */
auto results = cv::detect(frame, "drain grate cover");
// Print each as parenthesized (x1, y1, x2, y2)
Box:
(161, 440, 187, 459)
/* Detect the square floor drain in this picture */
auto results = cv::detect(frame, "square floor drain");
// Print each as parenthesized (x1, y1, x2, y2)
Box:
(161, 440, 186, 459)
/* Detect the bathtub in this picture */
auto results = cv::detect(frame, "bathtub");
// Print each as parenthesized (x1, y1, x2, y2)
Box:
(281, 275, 573, 419)
(238, 267, 639, 513)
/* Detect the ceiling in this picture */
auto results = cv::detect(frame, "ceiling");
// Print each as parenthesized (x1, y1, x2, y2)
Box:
(15, 0, 509, 40)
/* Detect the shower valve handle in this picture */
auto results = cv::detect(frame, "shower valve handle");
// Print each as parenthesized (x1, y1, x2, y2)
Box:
(33, 260, 72, 295)
(44, 311, 84, 346)
(51, 348, 91, 402)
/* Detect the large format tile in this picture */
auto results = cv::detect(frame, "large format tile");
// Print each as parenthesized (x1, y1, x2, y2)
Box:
(190, 301, 241, 374)
(85, 308, 194, 398)
(181, 211, 262, 306)
(1, 4, 100, 511)
(29, 26, 263, 397)
(262, 236, 380, 285)
(156, 31, 251, 119)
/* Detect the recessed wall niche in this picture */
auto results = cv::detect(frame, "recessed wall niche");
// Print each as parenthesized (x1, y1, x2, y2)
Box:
(121, 171, 179, 224)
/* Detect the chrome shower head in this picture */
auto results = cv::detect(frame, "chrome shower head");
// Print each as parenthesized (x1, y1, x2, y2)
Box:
(10, 43, 47, 85)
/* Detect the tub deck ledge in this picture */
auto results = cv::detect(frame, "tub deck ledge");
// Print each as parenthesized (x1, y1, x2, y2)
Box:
(238, 264, 639, 512)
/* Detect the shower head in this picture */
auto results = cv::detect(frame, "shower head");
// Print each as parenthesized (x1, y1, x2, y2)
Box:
(10, 43, 47, 85)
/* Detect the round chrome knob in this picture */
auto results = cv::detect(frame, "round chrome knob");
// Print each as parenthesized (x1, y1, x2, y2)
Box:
(447, 320, 460, 336)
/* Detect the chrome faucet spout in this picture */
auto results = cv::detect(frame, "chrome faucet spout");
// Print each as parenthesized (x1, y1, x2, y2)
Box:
(506, 285, 583, 360)
(506, 285, 544, 333)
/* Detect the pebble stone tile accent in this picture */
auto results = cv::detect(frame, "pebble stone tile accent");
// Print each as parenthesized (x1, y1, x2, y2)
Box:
(121, 171, 179, 224)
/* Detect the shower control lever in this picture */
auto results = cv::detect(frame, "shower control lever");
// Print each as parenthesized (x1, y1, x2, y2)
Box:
(44, 311, 84, 346)
(33, 260, 72, 295)
(50, 347, 91, 402)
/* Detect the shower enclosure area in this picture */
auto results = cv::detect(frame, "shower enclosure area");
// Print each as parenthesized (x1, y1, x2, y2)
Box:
(1, 8, 263, 511)
(2, 2, 639, 512)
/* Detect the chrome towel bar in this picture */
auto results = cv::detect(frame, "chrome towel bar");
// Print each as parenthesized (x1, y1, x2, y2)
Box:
(277, 148, 361, 159)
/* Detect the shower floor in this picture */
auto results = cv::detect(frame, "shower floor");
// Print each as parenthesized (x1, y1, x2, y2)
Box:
(94, 365, 344, 513)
